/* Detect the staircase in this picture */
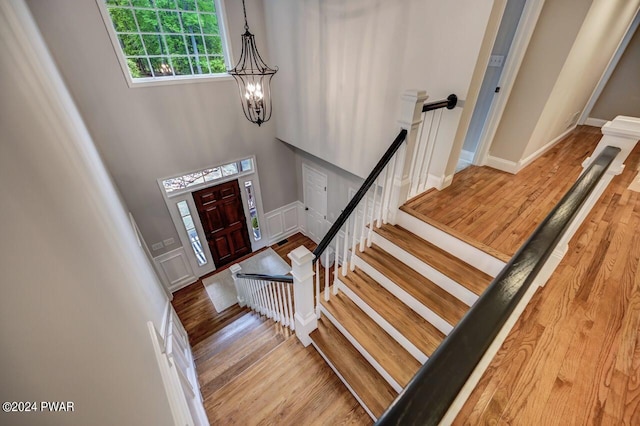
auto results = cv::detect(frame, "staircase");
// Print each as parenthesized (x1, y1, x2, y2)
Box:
(309, 208, 504, 420)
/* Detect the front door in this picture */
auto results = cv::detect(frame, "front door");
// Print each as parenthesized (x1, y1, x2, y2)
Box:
(193, 180, 252, 268)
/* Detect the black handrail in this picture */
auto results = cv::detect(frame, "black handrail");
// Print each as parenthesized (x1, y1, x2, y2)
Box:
(312, 129, 407, 260)
(423, 94, 458, 112)
(236, 272, 293, 283)
(376, 145, 620, 426)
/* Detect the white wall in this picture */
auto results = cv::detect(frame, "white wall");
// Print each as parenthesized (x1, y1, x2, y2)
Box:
(265, 0, 494, 180)
(26, 0, 298, 257)
(489, 0, 594, 163)
(0, 1, 174, 424)
(522, 0, 640, 159)
(590, 24, 640, 121)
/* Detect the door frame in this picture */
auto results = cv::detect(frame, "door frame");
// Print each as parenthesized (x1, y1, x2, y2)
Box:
(302, 163, 328, 244)
(158, 155, 268, 278)
(473, 0, 546, 165)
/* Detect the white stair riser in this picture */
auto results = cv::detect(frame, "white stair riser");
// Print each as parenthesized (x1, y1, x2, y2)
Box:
(310, 341, 378, 421)
(354, 255, 453, 336)
(319, 305, 403, 393)
(371, 232, 478, 307)
(396, 210, 505, 277)
(335, 277, 428, 364)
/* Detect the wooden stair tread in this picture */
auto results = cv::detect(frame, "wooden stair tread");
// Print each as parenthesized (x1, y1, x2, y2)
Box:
(321, 291, 421, 388)
(399, 204, 511, 263)
(375, 223, 493, 296)
(340, 268, 445, 357)
(358, 245, 468, 326)
(311, 317, 396, 418)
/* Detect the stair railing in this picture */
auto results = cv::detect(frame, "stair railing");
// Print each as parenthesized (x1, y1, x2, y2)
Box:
(376, 115, 640, 425)
(230, 265, 295, 331)
(229, 90, 459, 347)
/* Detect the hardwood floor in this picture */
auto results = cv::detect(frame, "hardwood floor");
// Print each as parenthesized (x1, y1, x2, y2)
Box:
(455, 138, 640, 423)
(171, 233, 371, 425)
(404, 125, 602, 258)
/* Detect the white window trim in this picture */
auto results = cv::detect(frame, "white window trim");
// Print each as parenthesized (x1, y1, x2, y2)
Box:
(158, 155, 268, 277)
(95, 0, 235, 88)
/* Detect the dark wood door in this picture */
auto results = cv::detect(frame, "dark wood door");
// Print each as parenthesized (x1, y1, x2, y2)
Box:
(192, 180, 252, 268)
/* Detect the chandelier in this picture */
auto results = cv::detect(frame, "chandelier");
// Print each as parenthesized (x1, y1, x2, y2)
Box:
(227, 0, 278, 126)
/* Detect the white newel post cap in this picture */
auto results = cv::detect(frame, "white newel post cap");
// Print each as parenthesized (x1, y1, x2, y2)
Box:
(288, 245, 315, 278)
(398, 90, 429, 128)
(229, 263, 242, 276)
(583, 115, 640, 174)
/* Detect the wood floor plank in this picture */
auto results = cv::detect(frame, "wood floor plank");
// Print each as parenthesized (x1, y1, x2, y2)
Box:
(340, 267, 445, 357)
(374, 223, 492, 295)
(311, 316, 396, 418)
(358, 244, 468, 326)
(321, 290, 421, 388)
(404, 126, 600, 258)
(173, 232, 370, 425)
(455, 133, 640, 425)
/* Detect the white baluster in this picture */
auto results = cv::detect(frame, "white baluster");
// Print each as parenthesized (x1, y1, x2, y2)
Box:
(414, 111, 434, 195)
(258, 279, 268, 316)
(315, 259, 320, 317)
(419, 109, 443, 193)
(377, 166, 388, 228)
(249, 279, 258, 311)
(277, 282, 288, 327)
(383, 154, 396, 224)
(267, 281, 277, 321)
(350, 205, 359, 271)
(333, 234, 340, 295)
(342, 217, 350, 277)
(367, 179, 378, 247)
(286, 283, 295, 331)
(359, 190, 369, 252)
(324, 249, 331, 301)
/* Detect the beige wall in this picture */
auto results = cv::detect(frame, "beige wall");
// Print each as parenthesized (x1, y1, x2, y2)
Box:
(590, 25, 640, 121)
(489, 0, 593, 163)
(1, 1, 174, 423)
(26, 0, 298, 256)
(523, 0, 640, 159)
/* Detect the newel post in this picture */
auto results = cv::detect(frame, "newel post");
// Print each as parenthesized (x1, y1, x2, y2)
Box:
(229, 264, 245, 307)
(387, 90, 428, 224)
(288, 245, 317, 347)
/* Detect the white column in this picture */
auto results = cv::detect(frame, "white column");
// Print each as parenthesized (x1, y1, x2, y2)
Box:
(387, 90, 428, 224)
(229, 264, 245, 307)
(288, 245, 317, 346)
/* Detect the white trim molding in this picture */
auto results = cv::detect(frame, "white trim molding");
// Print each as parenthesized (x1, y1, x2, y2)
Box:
(265, 201, 304, 245)
(154, 247, 198, 293)
(585, 117, 608, 128)
(485, 155, 520, 174)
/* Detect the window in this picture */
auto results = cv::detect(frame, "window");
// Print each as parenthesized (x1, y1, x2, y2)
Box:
(244, 181, 261, 241)
(177, 201, 207, 266)
(100, 0, 230, 83)
(162, 158, 253, 194)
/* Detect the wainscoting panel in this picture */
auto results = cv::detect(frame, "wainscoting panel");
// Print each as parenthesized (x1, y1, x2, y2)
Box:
(265, 201, 303, 245)
(154, 247, 197, 293)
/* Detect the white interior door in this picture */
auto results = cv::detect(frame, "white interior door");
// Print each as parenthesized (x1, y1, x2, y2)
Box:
(303, 164, 328, 243)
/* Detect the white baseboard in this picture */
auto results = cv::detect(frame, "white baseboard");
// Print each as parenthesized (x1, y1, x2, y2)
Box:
(264, 201, 303, 245)
(485, 155, 520, 174)
(460, 149, 475, 164)
(487, 126, 576, 175)
(585, 117, 608, 127)
(519, 126, 575, 170)
(154, 247, 197, 293)
(425, 173, 454, 190)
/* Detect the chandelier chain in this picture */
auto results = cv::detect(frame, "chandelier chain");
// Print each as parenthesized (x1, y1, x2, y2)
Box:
(242, 0, 249, 31)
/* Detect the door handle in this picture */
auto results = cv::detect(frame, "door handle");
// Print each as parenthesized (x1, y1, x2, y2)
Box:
(305, 207, 309, 211)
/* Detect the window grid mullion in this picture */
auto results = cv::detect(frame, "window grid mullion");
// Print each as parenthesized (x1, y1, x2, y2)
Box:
(107, 4, 217, 16)
(153, 7, 176, 76)
(193, 0, 212, 73)
(127, 0, 155, 77)
(172, 0, 195, 75)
